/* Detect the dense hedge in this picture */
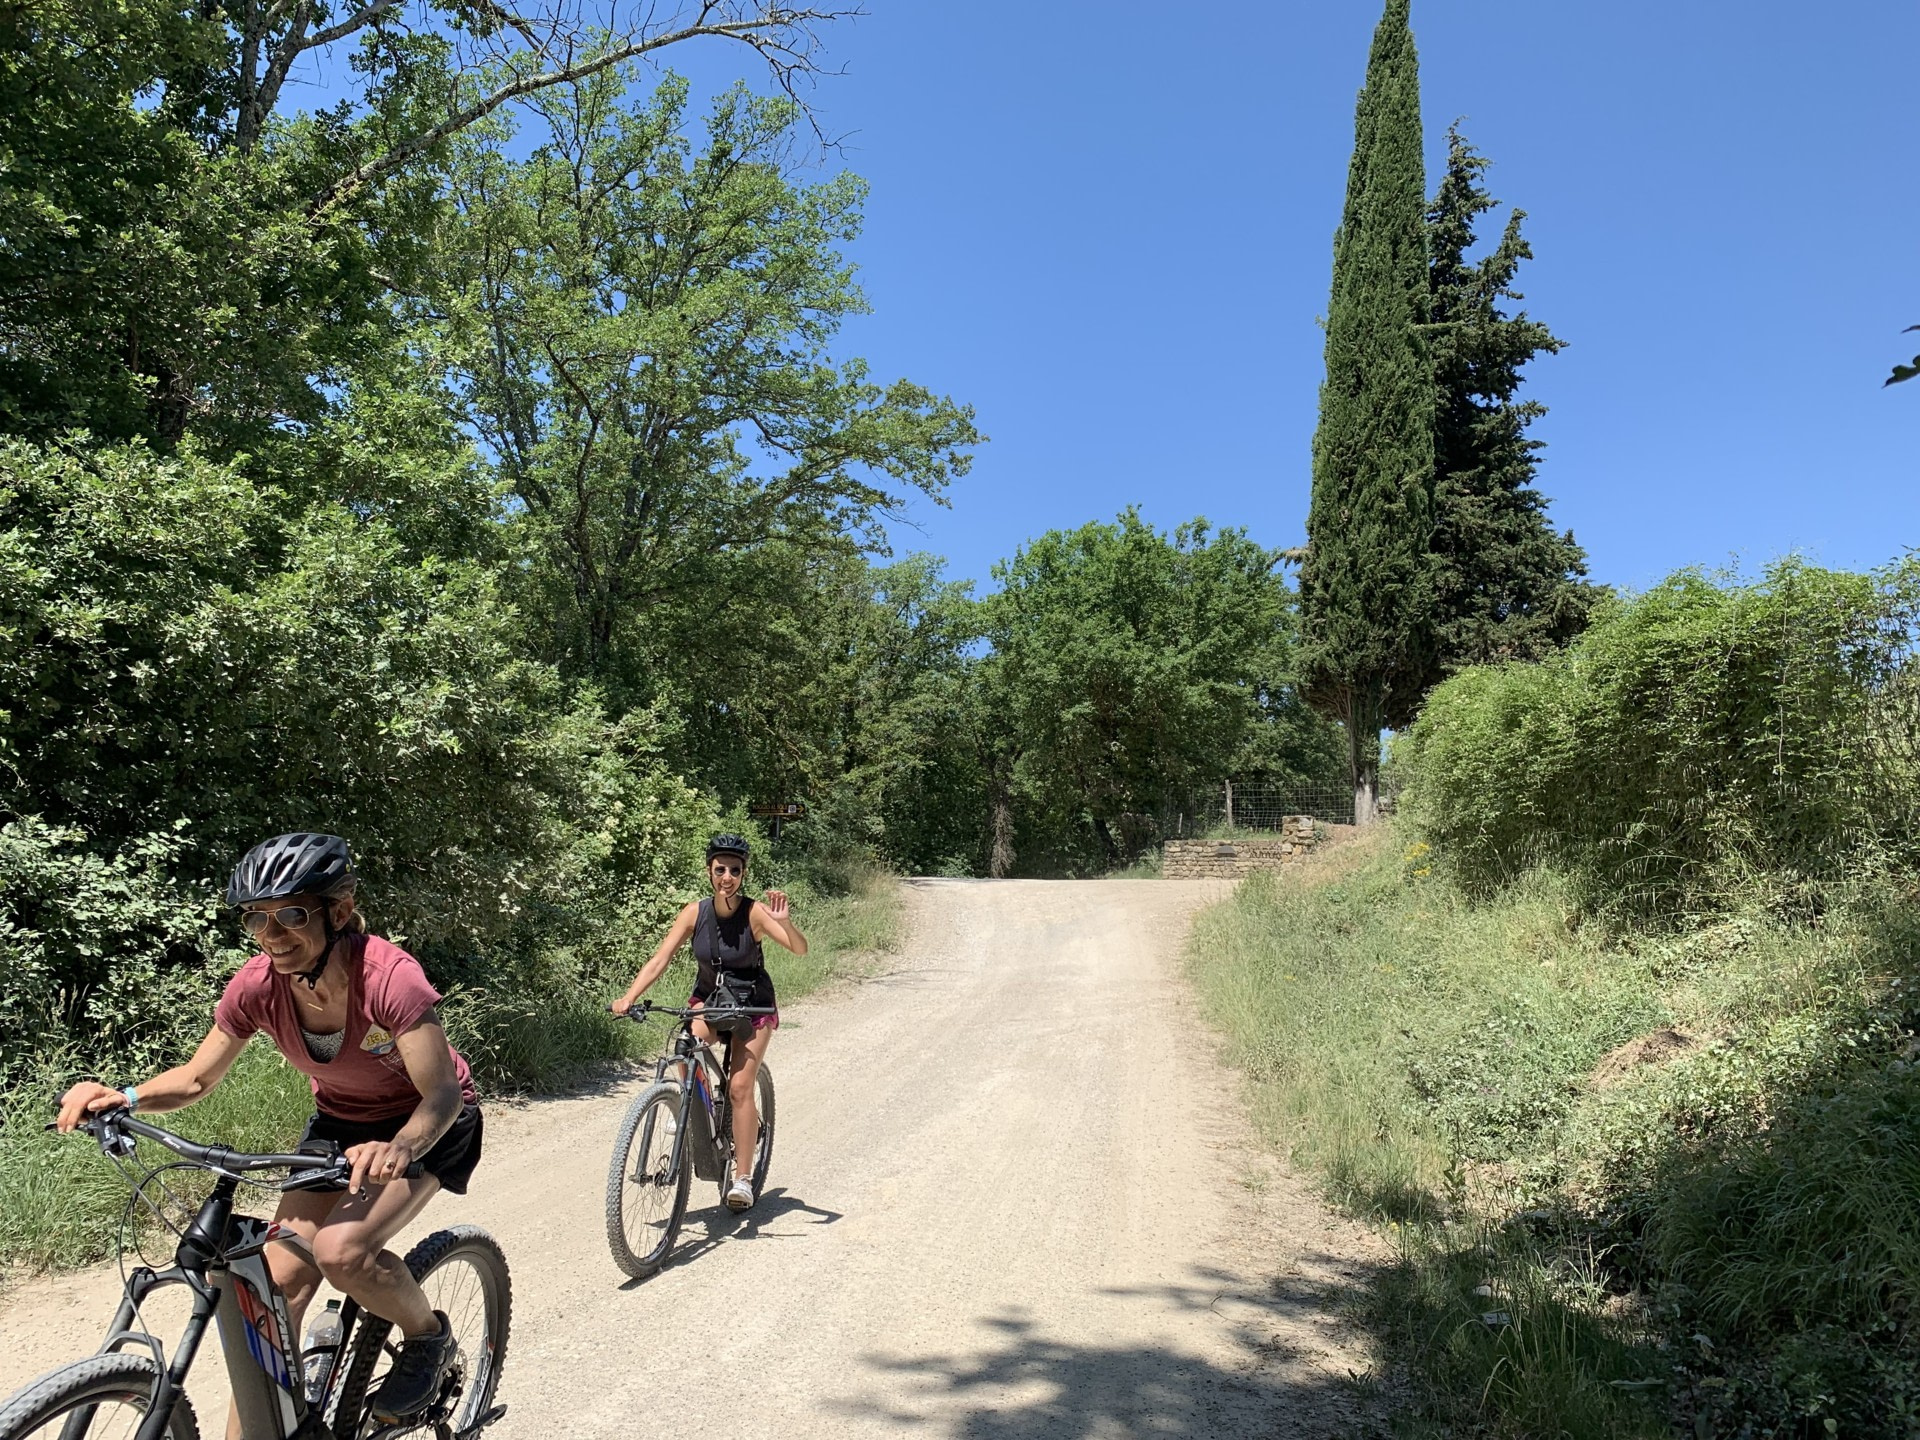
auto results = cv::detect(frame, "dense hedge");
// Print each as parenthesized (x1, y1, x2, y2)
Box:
(1402, 558, 1920, 916)
(0, 439, 722, 1092)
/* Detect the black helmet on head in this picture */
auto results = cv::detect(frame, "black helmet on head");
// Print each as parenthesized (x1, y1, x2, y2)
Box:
(227, 833, 356, 907)
(705, 833, 750, 865)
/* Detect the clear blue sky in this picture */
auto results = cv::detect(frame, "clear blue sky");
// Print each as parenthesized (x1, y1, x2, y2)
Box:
(660, 1, 1917, 593)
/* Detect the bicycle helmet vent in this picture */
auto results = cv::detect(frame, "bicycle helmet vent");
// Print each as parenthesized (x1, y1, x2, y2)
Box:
(227, 833, 357, 907)
(705, 833, 751, 864)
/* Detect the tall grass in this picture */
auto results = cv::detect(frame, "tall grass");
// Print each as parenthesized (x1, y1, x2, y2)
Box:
(0, 1045, 312, 1272)
(1189, 828, 1920, 1435)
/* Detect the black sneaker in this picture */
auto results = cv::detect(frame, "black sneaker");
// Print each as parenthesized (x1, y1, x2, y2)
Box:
(370, 1311, 454, 1423)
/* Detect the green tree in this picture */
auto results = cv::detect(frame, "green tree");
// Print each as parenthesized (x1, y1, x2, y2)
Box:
(427, 72, 979, 694)
(1298, 0, 1435, 826)
(985, 510, 1311, 871)
(1425, 125, 1596, 673)
(0, 437, 719, 1083)
(0, 0, 850, 448)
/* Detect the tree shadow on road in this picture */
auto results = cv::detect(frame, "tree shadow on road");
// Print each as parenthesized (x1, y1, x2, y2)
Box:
(837, 1267, 1389, 1439)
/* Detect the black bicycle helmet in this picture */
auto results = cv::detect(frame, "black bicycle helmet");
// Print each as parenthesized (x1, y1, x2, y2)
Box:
(705, 833, 751, 864)
(226, 833, 357, 906)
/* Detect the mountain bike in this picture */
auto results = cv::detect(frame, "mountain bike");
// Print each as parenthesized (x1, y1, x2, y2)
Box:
(604, 1001, 777, 1279)
(0, 1111, 510, 1440)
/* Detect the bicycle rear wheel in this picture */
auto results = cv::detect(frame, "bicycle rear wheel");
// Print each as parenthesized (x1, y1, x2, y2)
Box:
(605, 1081, 691, 1279)
(0, 1354, 199, 1440)
(330, 1225, 511, 1438)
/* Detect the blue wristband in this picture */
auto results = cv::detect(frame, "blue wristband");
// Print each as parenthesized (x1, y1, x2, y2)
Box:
(121, 1086, 139, 1113)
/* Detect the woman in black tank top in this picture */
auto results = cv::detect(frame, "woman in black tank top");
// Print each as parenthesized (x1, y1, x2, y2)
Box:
(612, 834, 808, 1211)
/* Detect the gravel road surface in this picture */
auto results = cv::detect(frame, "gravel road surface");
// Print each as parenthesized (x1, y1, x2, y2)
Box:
(1, 878, 1383, 1438)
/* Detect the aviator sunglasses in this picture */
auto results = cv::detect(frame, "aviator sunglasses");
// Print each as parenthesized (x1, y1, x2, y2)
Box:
(711, 861, 744, 877)
(239, 904, 318, 936)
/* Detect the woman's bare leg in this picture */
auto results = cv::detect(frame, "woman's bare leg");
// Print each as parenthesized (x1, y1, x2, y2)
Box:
(309, 1172, 443, 1337)
(728, 1025, 775, 1173)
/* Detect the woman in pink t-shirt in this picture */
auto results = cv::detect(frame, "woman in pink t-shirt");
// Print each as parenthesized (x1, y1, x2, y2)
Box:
(57, 833, 481, 1428)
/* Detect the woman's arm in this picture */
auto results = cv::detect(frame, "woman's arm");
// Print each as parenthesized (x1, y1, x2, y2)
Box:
(613, 903, 700, 1013)
(345, 1015, 462, 1192)
(55, 1024, 249, 1131)
(752, 890, 808, 956)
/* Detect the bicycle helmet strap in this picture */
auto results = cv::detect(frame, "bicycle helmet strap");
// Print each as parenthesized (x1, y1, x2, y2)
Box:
(300, 906, 341, 990)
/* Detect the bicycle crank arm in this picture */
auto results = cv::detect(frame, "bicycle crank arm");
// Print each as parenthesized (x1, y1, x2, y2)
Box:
(451, 1404, 509, 1438)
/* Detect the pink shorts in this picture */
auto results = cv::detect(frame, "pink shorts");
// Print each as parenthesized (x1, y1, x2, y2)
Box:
(688, 995, 780, 1031)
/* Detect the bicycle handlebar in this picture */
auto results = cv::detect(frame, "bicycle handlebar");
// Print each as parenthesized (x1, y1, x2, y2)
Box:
(615, 1000, 778, 1022)
(77, 1111, 422, 1181)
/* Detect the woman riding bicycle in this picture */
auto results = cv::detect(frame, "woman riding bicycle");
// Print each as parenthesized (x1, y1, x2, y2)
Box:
(612, 833, 806, 1212)
(56, 832, 482, 1429)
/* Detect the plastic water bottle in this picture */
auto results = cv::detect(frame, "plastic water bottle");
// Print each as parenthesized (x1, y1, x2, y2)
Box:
(302, 1299, 344, 1406)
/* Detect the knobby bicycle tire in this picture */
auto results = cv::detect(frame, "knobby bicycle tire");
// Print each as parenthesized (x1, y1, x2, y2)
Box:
(330, 1226, 511, 1439)
(0, 1353, 200, 1440)
(605, 1081, 691, 1279)
(721, 1064, 776, 1204)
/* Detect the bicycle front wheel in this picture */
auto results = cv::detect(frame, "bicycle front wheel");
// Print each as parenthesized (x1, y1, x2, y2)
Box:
(605, 1081, 691, 1279)
(0, 1354, 200, 1440)
(331, 1225, 511, 1439)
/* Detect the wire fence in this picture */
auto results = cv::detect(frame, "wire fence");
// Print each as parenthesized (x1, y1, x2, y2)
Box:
(1188, 778, 1359, 831)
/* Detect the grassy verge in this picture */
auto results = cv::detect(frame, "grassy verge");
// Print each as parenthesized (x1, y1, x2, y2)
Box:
(1187, 828, 1920, 1437)
(0, 1044, 313, 1273)
(0, 874, 901, 1275)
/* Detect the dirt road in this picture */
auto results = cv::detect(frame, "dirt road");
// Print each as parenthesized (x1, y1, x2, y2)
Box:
(1, 878, 1383, 1438)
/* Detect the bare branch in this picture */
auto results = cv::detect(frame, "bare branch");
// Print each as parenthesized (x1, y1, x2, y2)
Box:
(309, 6, 859, 217)
(304, 0, 403, 52)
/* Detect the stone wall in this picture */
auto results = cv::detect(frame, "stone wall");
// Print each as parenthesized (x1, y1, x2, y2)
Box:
(1162, 816, 1326, 878)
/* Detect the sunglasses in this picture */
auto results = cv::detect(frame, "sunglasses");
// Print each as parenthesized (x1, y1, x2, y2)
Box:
(239, 904, 317, 936)
(711, 862, 744, 877)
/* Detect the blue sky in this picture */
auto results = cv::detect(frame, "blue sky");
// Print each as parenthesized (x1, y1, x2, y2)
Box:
(653, 1, 1917, 593)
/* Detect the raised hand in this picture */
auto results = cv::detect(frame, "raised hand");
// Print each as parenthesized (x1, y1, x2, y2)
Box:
(763, 889, 791, 923)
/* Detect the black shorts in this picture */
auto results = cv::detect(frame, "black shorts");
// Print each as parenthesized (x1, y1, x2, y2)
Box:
(299, 1104, 484, 1195)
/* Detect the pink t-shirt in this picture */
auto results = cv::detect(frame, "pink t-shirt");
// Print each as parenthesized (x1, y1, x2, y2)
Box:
(214, 934, 477, 1123)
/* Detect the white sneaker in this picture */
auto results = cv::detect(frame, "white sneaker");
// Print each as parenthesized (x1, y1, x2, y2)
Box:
(725, 1178, 754, 1212)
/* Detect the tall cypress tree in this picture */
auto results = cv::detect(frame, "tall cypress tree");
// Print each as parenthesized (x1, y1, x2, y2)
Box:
(1424, 126, 1597, 674)
(1298, 0, 1434, 825)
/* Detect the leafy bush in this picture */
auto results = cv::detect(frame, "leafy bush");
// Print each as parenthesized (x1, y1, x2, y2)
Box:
(1403, 558, 1920, 917)
(0, 437, 725, 1092)
(0, 818, 242, 1089)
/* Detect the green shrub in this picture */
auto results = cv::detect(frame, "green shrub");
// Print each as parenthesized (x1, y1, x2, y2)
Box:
(0, 438, 732, 1093)
(1403, 558, 1920, 917)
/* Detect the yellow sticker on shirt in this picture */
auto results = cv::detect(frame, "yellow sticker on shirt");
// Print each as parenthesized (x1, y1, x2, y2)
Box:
(361, 1026, 397, 1056)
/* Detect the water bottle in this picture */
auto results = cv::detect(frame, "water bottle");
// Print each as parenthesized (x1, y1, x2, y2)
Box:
(302, 1299, 344, 1406)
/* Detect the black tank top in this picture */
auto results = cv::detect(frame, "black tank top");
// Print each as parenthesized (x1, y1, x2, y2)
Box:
(690, 897, 775, 1007)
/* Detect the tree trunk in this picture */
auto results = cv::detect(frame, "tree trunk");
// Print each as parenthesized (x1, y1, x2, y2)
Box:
(989, 782, 1015, 879)
(1352, 759, 1379, 828)
(1346, 688, 1384, 828)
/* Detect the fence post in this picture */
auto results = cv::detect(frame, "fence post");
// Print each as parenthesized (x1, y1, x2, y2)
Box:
(1224, 778, 1234, 830)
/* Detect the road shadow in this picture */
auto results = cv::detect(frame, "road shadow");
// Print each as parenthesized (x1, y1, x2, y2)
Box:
(618, 1186, 843, 1288)
(835, 1267, 1388, 1439)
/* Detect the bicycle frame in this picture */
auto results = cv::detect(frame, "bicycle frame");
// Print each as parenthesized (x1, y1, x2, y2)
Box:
(64, 1112, 423, 1440)
(650, 1021, 736, 1184)
(94, 1172, 330, 1440)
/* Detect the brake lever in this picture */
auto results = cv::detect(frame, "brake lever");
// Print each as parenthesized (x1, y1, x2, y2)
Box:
(66, 1111, 138, 1158)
